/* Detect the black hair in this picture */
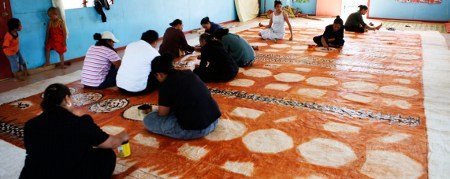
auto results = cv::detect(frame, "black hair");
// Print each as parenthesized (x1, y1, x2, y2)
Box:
(47, 7, 58, 14)
(199, 33, 214, 43)
(201, 17, 211, 25)
(93, 33, 115, 52)
(333, 16, 343, 26)
(151, 54, 175, 74)
(141, 30, 159, 44)
(274, 0, 282, 7)
(213, 28, 230, 40)
(41, 83, 71, 112)
(169, 19, 182, 27)
(7, 18, 21, 32)
(358, 5, 368, 11)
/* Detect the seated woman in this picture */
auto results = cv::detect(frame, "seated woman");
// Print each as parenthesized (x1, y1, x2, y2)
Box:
(259, 0, 293, 41)
(201, 17, 223, 34)
(20, 83, 129, 179)
(345, 5, 382, 33)
(313, 16, 345, 48)
(144, 55, 220, 140)
(159, 19, 196, 58)
(214, 28, 256, 67)
(193, 33, 238, 83)
(81, 31, 121, 89)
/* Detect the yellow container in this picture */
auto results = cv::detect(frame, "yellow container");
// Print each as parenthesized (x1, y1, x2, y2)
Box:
(118, 141, 131, 158)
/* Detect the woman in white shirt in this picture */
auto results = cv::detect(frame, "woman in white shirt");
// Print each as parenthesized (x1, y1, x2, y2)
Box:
(259, 0, 293, 41)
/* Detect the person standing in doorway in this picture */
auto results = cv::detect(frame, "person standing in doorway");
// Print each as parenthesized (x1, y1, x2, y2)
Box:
(45, 7, 67, 68)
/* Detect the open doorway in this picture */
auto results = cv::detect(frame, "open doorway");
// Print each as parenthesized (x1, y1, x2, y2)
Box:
(0, 0, 13, 80)
(341, 0, 368, 20)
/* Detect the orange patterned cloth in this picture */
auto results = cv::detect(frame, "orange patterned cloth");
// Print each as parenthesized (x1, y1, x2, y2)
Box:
(0, 27, 428, 178)
(45, 21, 67, 54)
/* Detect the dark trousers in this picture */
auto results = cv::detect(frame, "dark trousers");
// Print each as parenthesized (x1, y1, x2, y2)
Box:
(84, 64, 117, 89)
(345, 26, 365, 33)
(94, 1, 107, 22)
(313, 35, 345, 47)
(193, 67, 238, 83)
(119, 72, 160, 96)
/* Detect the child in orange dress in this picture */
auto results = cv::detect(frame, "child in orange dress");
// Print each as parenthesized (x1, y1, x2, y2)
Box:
(45, 7, 67, 69)
(3, 18, 29, 80)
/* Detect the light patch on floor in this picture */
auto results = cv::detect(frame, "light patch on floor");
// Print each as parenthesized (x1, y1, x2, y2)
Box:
(238, 67, 245, 73)
(310, 52, 328, 57)
(292, 45, 308, 50)
(133, 134, 159, 148)
(274, 73, 305, 83)
(383, 99, 412, 109)
(306, 77, 338, 87)
(360, 150, 424, 178)
(297, 88, 327, 98)
(249, 42, 268, 47)
(341, 93, 373, 103)
(205, 119, 247, 141)
(271, 44, 291, 49)
(177, 144, 209, 161)
(379, 85, 419, 97)
(323, 122, 361, 134)
(265, 83, 292, 91)
(377, 133, 411, 144)
(221, 161, 254, 177)
(394, 54, 421, 60)
(263, 64, 282, 69)
(274, 116, 298, 123)
(228, 79, 255, 87)
(294, 174, 328, 179)
(342, 81, 379, 92)
(243, 68, 273, 78)
(295, 67, 312, 73)
(101, 125, 125, 135)
(114, 158, 138, 175)
(265, 49, 281, 53)
(394, 78, 412, 85)
(0, 140, 25, 179)
(352, 73, 376, 79)
(287, 50, 305, 54)
(297, 138, 357, 168)
(242, 129, 294, 154)
(230, 107, 265, 119)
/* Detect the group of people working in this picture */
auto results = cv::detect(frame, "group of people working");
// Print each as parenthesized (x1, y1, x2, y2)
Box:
(17, 2, 382, 178)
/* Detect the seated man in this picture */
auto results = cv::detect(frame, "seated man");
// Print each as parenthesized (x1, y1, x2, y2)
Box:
(116, 30, 160, 95)
(143, 54, 221, 140)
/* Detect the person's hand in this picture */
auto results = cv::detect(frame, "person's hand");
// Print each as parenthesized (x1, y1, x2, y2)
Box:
(323, 43, 329, 50)
(117, 131, 129, 142)
(197, 55, 201, 59)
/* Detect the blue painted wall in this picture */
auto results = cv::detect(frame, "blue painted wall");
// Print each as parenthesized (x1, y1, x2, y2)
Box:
(369, 0, 450, 21)
(11, 0, 237, 69)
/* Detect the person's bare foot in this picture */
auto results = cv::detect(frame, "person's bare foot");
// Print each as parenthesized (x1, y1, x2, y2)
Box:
(376, 23, 383, 30)
(258, 23, 264, 28)
(252, 46, 259, 51)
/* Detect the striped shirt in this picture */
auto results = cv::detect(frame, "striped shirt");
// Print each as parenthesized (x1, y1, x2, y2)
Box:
(81, 45, 121, 87)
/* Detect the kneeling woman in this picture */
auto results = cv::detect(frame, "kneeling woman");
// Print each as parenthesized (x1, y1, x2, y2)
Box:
(193, 33, 238, 83)
(144, 55, 220, 140)
(345, 5, 382, 33)
(159, 19, 196, 58)
(313, 16, 345, 48)
(214, 28, 256, 67)
(81, 31, 121, 89)
(20, 83, 129, 178)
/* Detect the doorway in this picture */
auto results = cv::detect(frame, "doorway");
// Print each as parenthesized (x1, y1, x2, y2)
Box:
(0, 0, 12, 80)
(341, 0, 369, 20)
(316, 0, 342, 17)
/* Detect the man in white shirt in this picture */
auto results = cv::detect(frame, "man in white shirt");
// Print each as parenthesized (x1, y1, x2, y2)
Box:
(117, 30, 160, 95)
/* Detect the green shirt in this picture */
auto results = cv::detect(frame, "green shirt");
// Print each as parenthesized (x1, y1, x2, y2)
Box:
(221, 33, 255, 66)
(345, 11, 367, 28)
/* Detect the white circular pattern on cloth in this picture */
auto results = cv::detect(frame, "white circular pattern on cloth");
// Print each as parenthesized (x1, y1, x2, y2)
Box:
(394, 54, 420, 60)
(341, 93, 373, 103)
(177, 144, 209, 161)
(270, 44, 291, 49)
(242, 129, 294, 154)
(71, 92, 103, 107)
(297, 138, 357, 168)
(377, 133, 411, 144)
(89, 99, 129, 113)
(379, 85, 419, 97)
(306, 77, 338, 87)
(394, 78, 411, 85)
(352, 73, 375, 79)
(221, 161, 254, 177)
(383, 99, 412, 109)
(294, 67, 311, 73)
(323, 122, 361, 134)
(264, 49, 280, 53)
(228, 79, 255, 87)
(263, 64, 282, 69)
(274, 73, 305, 82)
(287, 50, 305, 54)
(243, 68, 273, 78)
(249, 42, 268, 47)
(291, 45, 308, 50)
(205, 119, 247, 141)
(360, 150, 424, 179)
(122, 104, 157, 121)
(101, 125, 125, 135)
(342, 81, 379, 92)
(297, 88, 327, 98)
(9, 101, 33, 109)
(265, 83, 292, 91)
